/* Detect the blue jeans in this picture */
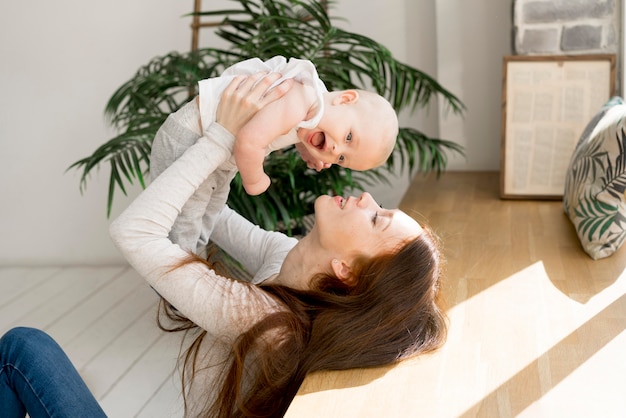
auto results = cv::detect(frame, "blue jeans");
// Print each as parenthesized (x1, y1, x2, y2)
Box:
(0, 327, 107, 418)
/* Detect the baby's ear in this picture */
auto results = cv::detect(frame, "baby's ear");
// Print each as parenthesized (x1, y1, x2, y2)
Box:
(333, 90, 359, 105)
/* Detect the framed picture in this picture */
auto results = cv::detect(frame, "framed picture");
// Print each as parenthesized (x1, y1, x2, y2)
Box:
(500, 54, 616, 199)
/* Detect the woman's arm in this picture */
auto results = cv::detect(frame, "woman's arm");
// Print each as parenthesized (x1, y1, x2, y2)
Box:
(110, 74, 292, 336)
(211, 206, 297, 284)
(110, 124, 280, 334)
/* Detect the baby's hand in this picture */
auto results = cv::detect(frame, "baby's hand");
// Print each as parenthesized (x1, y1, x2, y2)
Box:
(295, 143, 331, 172)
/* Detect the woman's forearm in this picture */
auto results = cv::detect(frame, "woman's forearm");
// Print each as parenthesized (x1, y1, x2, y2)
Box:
(110, 123, 234, 281)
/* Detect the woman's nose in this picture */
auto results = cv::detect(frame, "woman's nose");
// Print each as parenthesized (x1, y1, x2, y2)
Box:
(357, 192, 375, 208)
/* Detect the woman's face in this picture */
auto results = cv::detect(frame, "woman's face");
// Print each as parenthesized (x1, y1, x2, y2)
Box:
(312, 192, 423, 260)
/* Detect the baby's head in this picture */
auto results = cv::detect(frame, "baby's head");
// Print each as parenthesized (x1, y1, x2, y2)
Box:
(297, 89, 398, 171)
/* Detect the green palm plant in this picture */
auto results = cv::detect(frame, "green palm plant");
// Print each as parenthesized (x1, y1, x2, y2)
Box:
(68, 0, 465, 234)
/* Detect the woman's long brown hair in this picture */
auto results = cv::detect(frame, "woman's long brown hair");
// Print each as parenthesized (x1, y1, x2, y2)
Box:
(158, 227, 447, 417)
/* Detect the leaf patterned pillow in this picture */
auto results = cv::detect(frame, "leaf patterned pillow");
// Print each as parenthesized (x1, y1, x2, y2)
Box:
(563, 96, 626, 260)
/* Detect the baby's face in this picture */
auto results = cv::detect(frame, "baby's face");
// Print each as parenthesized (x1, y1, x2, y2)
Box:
(297, 99, 397, 171)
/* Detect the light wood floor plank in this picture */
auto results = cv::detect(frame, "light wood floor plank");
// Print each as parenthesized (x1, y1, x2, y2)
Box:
(0, 266, 61, 308)
(64, 276, 158, 371)
(135, 372, 183, 418)
(81, 304, 162, 399)
(2, 266, 126, 336)
(45, 267, 138, 345)
(99, 332, 183, 417)
(0, 267, 104, 334)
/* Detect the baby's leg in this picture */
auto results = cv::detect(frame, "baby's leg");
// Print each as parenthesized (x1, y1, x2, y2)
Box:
(196, 172, 234, 258)
(151, 102, 207, 252)
(150, 99, 202, 182)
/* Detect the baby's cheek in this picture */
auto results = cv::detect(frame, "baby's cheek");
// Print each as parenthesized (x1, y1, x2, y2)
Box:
(296, 127, 309, 143)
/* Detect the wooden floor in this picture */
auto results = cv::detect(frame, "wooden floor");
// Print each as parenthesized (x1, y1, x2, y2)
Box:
(285, 171, 626, 418)
(2, 171, 626, 417)
(0, 266, 185, 417)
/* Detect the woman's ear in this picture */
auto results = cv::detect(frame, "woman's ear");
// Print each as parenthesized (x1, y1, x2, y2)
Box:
(332, 90, 359, 105)
(331, 259, 355, 285)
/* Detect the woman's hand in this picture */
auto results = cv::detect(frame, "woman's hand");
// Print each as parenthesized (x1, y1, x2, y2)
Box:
(216, 72, 294, 136)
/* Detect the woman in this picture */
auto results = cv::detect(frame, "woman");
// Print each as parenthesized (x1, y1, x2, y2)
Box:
(0, 74, 447, 418)
(113, 71, 448, 417)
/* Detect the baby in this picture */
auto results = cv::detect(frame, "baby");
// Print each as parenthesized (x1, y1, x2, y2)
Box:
(150, 56, 398, 255)
(199, 56, 399, 195)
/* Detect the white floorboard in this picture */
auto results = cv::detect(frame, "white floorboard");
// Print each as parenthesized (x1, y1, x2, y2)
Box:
(0, 266, 183, 417)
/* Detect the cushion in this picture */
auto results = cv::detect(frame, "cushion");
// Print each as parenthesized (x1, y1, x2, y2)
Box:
(563, 96, 626, 260)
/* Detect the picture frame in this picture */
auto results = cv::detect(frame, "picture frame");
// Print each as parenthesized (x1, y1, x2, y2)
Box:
(500, 54, 616, 199)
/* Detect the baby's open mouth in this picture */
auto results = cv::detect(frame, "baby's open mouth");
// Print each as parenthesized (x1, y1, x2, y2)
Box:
(310, 132, 326, 150)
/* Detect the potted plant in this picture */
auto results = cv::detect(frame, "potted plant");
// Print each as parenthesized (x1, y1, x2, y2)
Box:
(68, 0, 464, 234)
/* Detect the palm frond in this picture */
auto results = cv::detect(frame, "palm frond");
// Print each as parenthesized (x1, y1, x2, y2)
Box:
(67, 0, 465, 231)
(67, 127, 153, 216)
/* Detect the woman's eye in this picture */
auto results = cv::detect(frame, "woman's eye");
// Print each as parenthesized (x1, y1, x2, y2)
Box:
(372, 211, 378, 225)
(346, 132, 352, 143)
(338, 155, 345, 163)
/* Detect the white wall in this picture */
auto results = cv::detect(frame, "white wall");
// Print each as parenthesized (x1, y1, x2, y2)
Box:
(0, 0, 511, 265)
(0, 0, 191, 265)
(330, 0, 442, 210)
(435, 0, 513, 170)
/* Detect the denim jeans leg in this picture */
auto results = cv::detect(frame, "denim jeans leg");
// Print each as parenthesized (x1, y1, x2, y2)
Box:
(0, 327, 107, 418)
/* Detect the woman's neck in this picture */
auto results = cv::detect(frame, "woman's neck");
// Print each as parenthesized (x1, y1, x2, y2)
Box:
(267, 234, 330, 291)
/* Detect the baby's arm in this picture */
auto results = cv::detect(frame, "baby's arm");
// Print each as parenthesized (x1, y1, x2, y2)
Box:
(233, 132, 273, 195)
(234, 82, 311, 195)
